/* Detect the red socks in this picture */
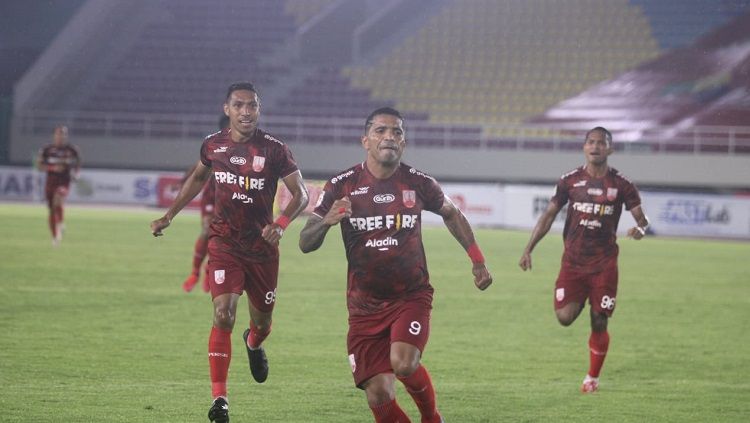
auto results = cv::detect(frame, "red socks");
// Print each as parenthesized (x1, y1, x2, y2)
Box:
(397, 365, 440, 423)
(247, 322, 271, 349)
(192, 236, 209, 275)
(588, 331, 610, 378)
(369, 398, 411, 423)
(208, 326, 232, 398)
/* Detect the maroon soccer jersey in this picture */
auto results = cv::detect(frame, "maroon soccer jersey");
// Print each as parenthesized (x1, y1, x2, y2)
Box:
(313, 162, 445, 316)
(550, 166, 641, 270)
(39, 144, 80, 188)
(200, 128, 298, 259)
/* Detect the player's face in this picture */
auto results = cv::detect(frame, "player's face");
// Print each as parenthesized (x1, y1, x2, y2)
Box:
(362, 114, 405, 166)
(53, 126, 68, 146)
(224, 90, 260, 137)
(583, 130, 612, 165)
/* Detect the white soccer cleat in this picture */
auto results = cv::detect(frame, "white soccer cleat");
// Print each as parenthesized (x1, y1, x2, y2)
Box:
(581, 375, 599, 393)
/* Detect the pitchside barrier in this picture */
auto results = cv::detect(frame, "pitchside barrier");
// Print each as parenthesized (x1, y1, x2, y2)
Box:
(2, 166, 748, 239)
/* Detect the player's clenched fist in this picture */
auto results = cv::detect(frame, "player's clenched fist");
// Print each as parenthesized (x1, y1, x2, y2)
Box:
(472, 264, 493, 290)
(323, 196, 352, 226)
(150, 216, 171, 237)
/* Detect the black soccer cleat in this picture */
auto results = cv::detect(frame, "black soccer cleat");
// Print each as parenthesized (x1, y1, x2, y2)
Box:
(242, 328, 269, 383)
(208, 397, 229, 423)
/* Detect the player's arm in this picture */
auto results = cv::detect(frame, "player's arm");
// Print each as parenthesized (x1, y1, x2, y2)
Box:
(626, 205, 650, 240)
(261, 170, 309, 245)
(150, 160, 211, 237)
(35, 149, 46, 171)
(519, 200, 562, 271)
(436, 196, 492, 291)
(299, 196, 351, 253)
(71, 146, 82, 180)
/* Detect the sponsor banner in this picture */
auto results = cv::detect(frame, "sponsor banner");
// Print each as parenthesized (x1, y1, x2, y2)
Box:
(422, 183, 505, 226)
(68, 168, 164, 205)
(0, 166, 43, 201)
(156, 175, 202, 209)
(641, 192, 750, 239)
(503, 184, 567, 231)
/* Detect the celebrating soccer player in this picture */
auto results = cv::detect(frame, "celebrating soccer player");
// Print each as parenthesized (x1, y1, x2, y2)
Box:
(150, 82, 309, 423)
(299, 107, 492, 422)
(519, 127, 650, 393)
(36, 125, 81, 246)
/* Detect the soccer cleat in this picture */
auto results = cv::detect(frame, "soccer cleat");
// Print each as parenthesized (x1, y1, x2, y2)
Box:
(182, 274, 199, 292)
(207, 397, 229, 423)
(243, 329, 268, 383)
(581, 375, 599, 393)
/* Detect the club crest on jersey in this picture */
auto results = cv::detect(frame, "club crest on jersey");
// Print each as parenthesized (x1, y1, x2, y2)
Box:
(402, 190, 416, 208)
(607, 188, 618, 201)
(252, 156, 265, 172)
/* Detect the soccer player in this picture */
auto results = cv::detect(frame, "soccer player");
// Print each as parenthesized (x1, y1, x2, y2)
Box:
(518, 127, 650, 393)
(299, 107, 492, 422)
(150, 82, 309, 423)
(36, 125, 81, 246)
(182, 115, 229, 293)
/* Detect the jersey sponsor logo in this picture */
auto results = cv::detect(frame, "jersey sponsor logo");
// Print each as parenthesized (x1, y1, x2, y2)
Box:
(365, 236, 398, 250)
(573, 180, 587, 187)
(373, 193, 395, 204)
(214, 269, 225, 284)
(408, 167, 435, 181)
(571, 202, 615, 216)
(587, 188, 603, 196)
(402, 190, 416, 208)
(350, 186, 369, 196)
(579, 218, 602, 229)
(264, 133, 283, 145)
(607, 188, 618, 201)
(556, 288, 565, 302)
(232, 192, 254, 204)
(331, 169, 355, 184)
(213, 146, 229, 153)
(349, 214, 418, 231)
(252, 156, 265, 172)
(214, 171, 265, 191)
(230, 156, 247, 165)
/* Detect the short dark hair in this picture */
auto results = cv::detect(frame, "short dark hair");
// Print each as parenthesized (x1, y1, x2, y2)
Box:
(365, 107, 403, 133)
(225, 82, 258, 101)
(586, 126, 612, 145)
(218, 114, 230, 130)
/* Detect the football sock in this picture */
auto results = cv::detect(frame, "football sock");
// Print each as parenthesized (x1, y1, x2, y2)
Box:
(247, 321, 271, 349)
(588, 331, 610, 378)
(397, 365, 440, 422)
(369, 398, 412, 423)
(192, 236, 208, 275)
(208, 326, 232, 398)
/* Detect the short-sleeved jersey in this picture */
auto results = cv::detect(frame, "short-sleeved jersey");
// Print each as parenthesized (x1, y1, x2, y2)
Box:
(39, 144, 80, 187)
(551, 166, 641, 271)
(200, 128, 298, 260)
(313, 162, 445, 316)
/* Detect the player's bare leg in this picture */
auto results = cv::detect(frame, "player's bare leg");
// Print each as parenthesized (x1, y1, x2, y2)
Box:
(555, 302, 585, 327)
(208, 293, 239, 421)
(392, 342, 442, 423)
(364, 373, 412, 422)
(50, 191, 65, 245)
(583, 309, 610, 393)
(243, 301, 271, 383)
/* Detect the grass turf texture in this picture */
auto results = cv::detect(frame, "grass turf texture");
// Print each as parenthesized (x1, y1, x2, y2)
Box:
(0, 203, 748, 422)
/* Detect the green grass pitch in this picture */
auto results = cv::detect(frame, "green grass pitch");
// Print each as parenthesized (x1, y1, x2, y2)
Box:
(0, 203, 748, 422)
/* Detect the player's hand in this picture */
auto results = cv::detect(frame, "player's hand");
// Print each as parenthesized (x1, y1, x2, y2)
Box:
(472, 263, 493, 290)
(150, 216, 171, 237)
(262, 223, 284, 246)
(519, 251, 532, 271)
(323, 196, 351, 226)
(626, 226, 645, 240)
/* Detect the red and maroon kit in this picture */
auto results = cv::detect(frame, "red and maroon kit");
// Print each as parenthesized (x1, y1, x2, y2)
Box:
(200, 179, 216, 218)
(314, 162, 445, 386)
(38, 144, 80, 203)
(550, 166, 641, 315)
(199, 128, 298, 309)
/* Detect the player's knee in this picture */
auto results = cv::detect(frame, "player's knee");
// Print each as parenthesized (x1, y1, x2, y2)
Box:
(213, 308, 235, 329)
(391, 359, 419, 378)
(556, 311, 576, 327)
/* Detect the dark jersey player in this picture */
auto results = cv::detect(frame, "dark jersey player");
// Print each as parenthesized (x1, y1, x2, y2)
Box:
(299, 107, 492, 423)
(182, 115, 228, 293)
(36, 125, 81, 246)
(150, 82, 309, 423)
(519, 127, 650, 393)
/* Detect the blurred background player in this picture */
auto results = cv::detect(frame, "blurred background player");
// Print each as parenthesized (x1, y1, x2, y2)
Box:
(519, 126, 650, 393)
(182, 114, 230, 293)
(36, 125, 81, 246)
(299, 107, 492, 423)
(150, 82, 309, 423)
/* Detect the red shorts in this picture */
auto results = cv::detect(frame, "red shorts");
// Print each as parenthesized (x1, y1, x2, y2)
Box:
(347, 291, 433, 388)
(206, 237, 279, 313)
(554, 257, 618, 317)
(45, 183, 69, 206)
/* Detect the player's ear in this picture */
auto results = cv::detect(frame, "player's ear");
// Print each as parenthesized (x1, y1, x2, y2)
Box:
(223, 103, 230, 117)
(361, 135, 369, 149)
